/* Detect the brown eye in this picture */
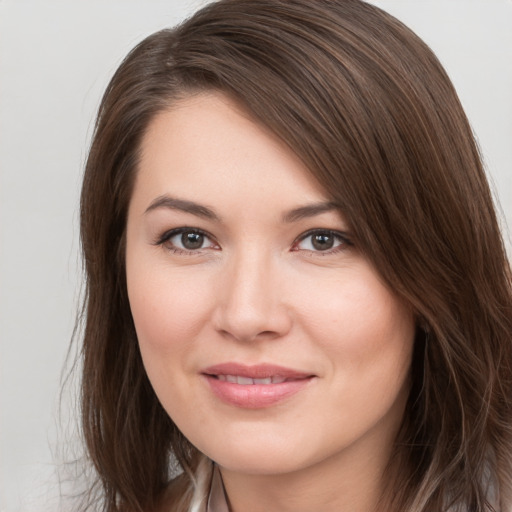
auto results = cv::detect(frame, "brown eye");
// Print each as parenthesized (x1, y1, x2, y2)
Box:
(311, 233, 335, 251)
(294, 230, 350, 253)
(181, 231, 204, 249)
(158, 228, 218, 253)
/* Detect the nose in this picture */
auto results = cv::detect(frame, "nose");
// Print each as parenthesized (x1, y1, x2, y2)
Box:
(212, 250, 292, 343)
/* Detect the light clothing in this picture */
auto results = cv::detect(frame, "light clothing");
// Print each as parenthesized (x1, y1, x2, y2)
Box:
(206, 465, 229, 512)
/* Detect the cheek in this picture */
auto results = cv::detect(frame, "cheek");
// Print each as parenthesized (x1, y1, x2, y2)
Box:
(126, 260, 217, 420)
(297, 270, 414, 376)
(126, 258, 214, 357)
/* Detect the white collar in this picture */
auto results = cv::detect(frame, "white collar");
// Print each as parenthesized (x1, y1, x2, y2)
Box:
(206, 465, 230, 512)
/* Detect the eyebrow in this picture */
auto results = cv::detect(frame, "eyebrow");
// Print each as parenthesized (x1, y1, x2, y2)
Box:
(145, 195, 221, 221)
(145, 195, 340, 223)
(281, 201, 340, 223)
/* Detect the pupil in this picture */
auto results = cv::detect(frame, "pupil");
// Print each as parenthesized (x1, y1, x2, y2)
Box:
(312, 233, 333, 251)
(182, 232, 204, 249)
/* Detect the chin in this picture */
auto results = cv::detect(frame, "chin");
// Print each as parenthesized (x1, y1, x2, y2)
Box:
(212, 451, 308, 476)
(197, 431, 323, 476)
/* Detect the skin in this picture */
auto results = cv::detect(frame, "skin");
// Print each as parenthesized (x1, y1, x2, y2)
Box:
(126, 92, 415, 512)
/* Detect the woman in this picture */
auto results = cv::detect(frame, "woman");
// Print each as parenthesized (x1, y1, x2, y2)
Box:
(78, 0, 512, 510)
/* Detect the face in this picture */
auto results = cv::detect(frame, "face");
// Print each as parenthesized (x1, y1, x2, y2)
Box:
(126, 92, 415, 477)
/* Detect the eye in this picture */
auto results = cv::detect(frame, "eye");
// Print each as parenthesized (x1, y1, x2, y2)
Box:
(157, 227, 218, 253)
(293, 229, 351, 253)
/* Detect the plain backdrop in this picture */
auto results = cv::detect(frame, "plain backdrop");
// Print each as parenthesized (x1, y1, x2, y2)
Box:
(1, 1, 511, 510)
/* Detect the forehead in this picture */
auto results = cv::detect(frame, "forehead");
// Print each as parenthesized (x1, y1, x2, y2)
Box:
(133, 92, 330, 214)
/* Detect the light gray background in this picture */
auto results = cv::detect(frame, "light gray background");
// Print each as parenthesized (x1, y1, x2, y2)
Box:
(1, 1, 511, 510)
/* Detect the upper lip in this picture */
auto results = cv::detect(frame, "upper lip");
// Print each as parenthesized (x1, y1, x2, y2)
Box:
(202, 363, 314, 380)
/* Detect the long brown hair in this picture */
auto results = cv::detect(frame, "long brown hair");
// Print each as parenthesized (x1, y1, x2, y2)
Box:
(78, 0, 512, 510)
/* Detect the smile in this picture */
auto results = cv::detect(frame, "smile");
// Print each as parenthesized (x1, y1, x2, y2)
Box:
(214, 375, 289, 384)
(202, 363, 315, 408)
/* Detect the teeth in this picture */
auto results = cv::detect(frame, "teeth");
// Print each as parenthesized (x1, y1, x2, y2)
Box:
(253, 377, 272, 385)
(237, 376, 254, 385)
(216, 375, 287, 385)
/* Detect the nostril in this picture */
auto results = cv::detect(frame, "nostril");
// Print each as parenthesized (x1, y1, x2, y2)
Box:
(212, 278, 293, 342)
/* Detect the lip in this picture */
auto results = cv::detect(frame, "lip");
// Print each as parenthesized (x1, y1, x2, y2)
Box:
(201, 363, 316, 409)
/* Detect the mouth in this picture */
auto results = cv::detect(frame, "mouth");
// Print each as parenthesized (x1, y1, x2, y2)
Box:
(202, 362, 314, 381)
(212, 375, 291, 385)
(201, 363, 315, 408)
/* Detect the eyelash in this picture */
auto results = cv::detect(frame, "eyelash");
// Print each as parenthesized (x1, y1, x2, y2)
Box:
(155, 227, 218, 255)
(291, 229, 352, 255)
(155, 227, 352, 256)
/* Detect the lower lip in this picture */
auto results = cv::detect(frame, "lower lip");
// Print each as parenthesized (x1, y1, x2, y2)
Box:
(203, 375, 314, 409)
